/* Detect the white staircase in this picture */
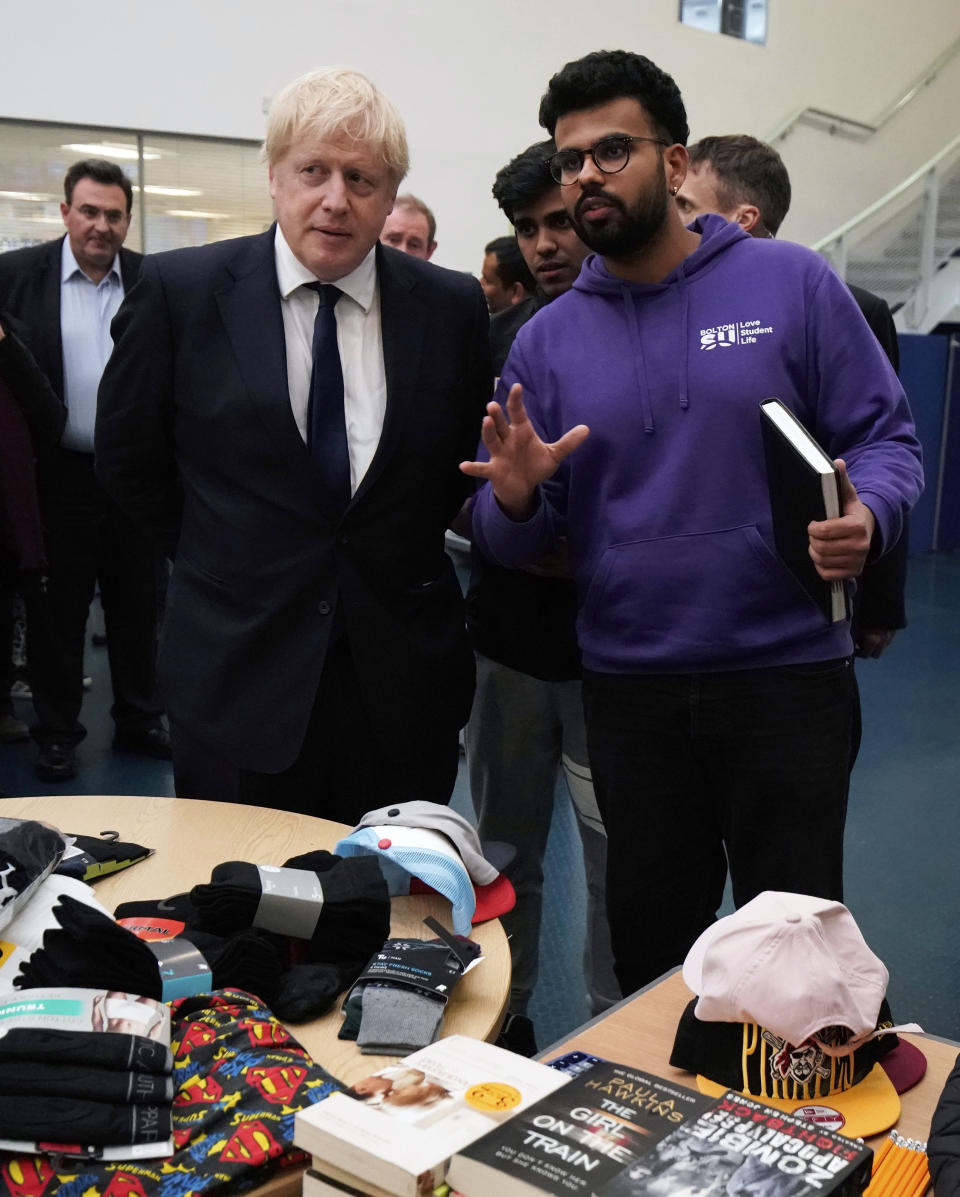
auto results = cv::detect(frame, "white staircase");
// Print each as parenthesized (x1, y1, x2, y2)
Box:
(814, 136, 960, 333)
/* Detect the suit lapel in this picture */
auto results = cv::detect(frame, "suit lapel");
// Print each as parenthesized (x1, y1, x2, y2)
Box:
(214, 229, 307, 464)
(40, 239, 64, 398)
(353, 244, 425, 502)
(119, 247, 142, 292)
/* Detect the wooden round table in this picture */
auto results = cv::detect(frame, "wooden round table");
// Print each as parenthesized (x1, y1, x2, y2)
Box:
(0, 793, 511, 1084)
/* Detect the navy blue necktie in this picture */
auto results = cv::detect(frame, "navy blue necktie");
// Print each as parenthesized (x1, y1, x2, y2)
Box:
(305, 282, 351, 512)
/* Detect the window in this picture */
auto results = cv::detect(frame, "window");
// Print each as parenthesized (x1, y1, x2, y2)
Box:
(0, 119, 272, 256)
(679, 0, 767, 45)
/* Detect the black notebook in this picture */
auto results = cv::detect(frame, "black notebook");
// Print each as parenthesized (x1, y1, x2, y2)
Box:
(759, 398, 848, 623)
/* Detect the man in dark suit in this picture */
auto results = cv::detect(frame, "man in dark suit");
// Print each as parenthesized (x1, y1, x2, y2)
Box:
(675, 134, 909, 677)
(96, 67, 490, 821)
(0, 313, 66, 756)
(0, 159, 168, 782)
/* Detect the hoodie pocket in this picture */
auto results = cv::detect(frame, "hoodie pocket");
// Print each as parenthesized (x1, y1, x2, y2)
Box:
(580, 524, 829, 665)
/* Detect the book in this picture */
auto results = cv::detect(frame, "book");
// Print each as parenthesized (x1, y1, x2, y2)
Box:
(447, 1062, 714, 1196)
(595, 1090, 873, 1196)
(293, 1034, 569, 1197)
(303, 1164, 450, 1197)
(302, 1164, 395, 1197)
(759, 398, 848, 623)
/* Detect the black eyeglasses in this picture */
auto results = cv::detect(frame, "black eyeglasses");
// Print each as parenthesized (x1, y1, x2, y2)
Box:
(547, 135, 668, 185)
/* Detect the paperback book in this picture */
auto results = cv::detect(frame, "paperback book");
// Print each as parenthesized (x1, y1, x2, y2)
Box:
(303, 1164, 452, 1197)
(294, 1033, 569, 1197)
(595, 1090, 873, 1196)
(447, 1062, 714, 1196)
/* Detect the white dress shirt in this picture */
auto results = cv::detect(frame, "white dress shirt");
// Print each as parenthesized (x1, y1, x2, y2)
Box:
(273, 226, 387, 495)
(60, 237, 124, 452)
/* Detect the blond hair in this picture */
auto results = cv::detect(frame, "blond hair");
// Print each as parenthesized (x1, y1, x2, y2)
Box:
(263, 66, 409, 182)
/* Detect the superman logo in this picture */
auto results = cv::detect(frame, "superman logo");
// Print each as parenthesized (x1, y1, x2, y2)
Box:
(1, 1156, 56, 1197)
(179, 1020, 217, 1049)
(104, 1171, 151, 1197)
(242, 1019, 290, 1048)
(175, 1072, 224, 1105)
(220, 1120, 283, 1164)
(246, 1064, 308, 1103)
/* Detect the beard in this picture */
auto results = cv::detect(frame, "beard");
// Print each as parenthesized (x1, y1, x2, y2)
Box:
(570, 159, 670, 258)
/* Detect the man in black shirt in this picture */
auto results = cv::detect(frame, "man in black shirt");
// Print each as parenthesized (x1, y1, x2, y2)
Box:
(465, 142, 613, 1054)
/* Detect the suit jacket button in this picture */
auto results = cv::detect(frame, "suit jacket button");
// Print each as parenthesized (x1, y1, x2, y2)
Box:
(318, 600, 332, 616)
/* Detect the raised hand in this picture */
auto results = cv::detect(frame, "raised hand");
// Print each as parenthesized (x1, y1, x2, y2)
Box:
(460, 383, 589, 520)
(808, 458, 876, 581)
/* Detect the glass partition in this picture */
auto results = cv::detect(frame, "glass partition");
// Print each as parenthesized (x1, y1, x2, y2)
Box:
(0, 119, 272, 256)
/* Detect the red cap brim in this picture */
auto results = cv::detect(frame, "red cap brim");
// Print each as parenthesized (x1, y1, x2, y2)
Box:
(472, 873, 516, 924)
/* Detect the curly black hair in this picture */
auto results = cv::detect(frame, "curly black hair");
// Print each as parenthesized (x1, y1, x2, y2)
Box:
(484, 236, 536, 292)
(538, 49, 689, 147)
(491, 139, 556, 224)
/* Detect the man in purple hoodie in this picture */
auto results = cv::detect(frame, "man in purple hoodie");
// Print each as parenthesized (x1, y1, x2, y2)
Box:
(464, 50, 923, 996)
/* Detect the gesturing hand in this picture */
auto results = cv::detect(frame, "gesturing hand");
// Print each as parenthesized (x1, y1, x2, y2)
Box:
(460, 384, 589, 520)
(808, 459, 876, 581)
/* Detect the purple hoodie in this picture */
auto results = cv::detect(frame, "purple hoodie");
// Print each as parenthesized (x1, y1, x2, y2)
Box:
(473, 214, 923, 674)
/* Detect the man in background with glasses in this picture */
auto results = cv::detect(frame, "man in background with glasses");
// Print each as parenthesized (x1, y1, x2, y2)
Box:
(0, 159, 168, 783)
(465, 50, 923, 997)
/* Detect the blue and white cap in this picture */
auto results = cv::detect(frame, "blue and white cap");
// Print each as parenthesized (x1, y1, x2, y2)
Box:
(334, 824, 476, 935)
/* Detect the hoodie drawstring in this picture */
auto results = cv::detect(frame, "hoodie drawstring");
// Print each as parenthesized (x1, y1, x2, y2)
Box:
(623, 285, 656, 434)
(677, 270, 690, 412)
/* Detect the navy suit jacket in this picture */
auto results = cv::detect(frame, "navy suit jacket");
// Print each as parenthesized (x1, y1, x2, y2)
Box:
(95, 230, 490, 772)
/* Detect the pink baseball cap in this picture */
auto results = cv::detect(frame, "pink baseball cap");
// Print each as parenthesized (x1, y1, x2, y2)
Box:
(683, 891, 889, 1050)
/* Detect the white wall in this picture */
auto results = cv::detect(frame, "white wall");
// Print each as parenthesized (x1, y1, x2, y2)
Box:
(3, 0, 959, 271)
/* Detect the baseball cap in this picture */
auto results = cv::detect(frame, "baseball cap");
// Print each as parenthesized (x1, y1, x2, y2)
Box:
(683, 891, 889, 1050)
(334, 824, 513, 936)
(355, 803, 501, 884)
(673, 891, 923, 1138)
(338, 804, 516, 933)
(670, 996, 901, 1139)
(878, 1037, 927, 1094)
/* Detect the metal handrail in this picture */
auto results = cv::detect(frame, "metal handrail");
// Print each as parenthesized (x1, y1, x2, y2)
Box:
(812, 132, 960, 252)
(767, 32, 960, 144)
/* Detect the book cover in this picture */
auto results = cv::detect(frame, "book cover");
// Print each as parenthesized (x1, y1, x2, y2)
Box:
(447, 1062, 714, 1197)
(294, 1034, 569, 1197)
(759, 398, 848, 623)
(596, 1090, 873, 1196)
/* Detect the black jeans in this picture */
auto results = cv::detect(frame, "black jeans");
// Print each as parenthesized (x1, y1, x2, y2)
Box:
(29, 451, 164, 746)
(582, 658, 854, 997)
